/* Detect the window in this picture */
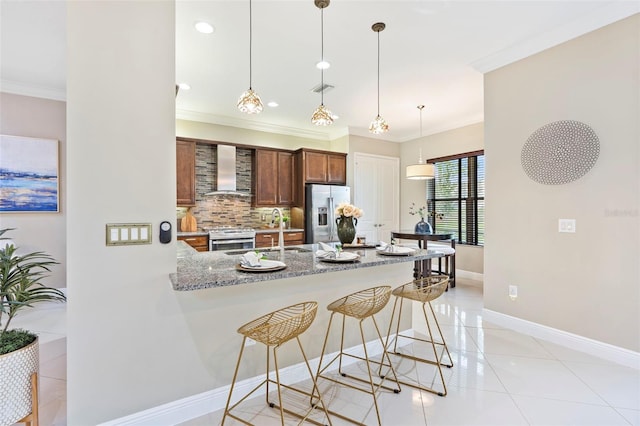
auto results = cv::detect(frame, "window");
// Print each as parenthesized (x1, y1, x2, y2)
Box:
(426, 150, 484, 245)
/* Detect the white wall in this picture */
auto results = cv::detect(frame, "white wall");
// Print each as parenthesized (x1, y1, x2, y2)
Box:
(0, 93, 67, 288)
(400, 123, 485, 274)
(67, 2, 177, 423)
(484, 15, 639, 352)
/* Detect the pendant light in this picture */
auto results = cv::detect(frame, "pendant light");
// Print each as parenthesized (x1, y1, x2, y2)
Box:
(237, 0, 263, 114)
(369, 22, 388, 134)
(311, 0, 334, 126)
(406, 105, 435, 179)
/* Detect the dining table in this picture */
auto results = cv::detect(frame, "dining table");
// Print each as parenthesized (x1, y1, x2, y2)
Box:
(390, 230, 456, 287)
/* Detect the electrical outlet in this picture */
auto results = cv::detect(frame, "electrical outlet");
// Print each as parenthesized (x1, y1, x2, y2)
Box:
(509, 285, 518, 300)
(558, 219, 576, 233)
(244, 337, 256, 347)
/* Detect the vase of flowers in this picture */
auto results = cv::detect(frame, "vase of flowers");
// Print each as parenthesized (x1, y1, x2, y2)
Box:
(335, 203, 363, 244)
(409, 202, 433, 234)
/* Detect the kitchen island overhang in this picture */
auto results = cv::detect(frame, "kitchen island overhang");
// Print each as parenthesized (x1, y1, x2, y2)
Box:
(171, 242, 445, 291)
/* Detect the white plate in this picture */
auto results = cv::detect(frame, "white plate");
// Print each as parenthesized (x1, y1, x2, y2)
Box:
(236, 259, 287, 272)
(318, 252, 360, 263)
(376, 247, 416, 256)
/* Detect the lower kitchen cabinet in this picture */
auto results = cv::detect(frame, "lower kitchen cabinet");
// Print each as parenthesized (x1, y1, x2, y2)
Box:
(255, 232, 278, 248)
(178, 235, 209, 252)
(255, 230, 305, 248)
(283, 231, 304, 245)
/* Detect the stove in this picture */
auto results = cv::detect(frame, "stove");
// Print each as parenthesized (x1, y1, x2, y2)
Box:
(208, 227, 256, 251)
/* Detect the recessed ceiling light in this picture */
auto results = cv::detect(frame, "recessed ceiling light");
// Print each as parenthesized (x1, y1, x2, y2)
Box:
(316, 60, 330, 70)
(332, 114, 339, 120)
(195, 21, 214, 34)
(267, 101, 279, 108)
(178, 83, 191, 90)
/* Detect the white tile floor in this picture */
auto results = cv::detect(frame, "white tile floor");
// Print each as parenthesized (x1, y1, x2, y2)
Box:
(12, 278, 640, 426)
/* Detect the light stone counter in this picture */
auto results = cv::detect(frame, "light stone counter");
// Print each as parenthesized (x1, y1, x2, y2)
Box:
(171, 241, 443, 291)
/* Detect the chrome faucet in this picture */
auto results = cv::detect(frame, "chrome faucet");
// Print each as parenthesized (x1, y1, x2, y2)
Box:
(271, 208, 284, 250)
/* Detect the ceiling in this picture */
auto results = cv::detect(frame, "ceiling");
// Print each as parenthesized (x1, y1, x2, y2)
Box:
(1, 1, 637, 142)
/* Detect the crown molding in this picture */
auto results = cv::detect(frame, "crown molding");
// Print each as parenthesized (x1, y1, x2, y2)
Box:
(470, 2, 640, 73)
(176, 108, 351, 142)
(348, 113, 485, 143)
(1, 79, 66, 101)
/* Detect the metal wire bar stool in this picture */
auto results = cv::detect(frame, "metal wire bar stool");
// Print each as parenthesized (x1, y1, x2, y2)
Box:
(222, 301, 332, 426)
(314, 286, 400, 426)
(384, 275, 453, 396)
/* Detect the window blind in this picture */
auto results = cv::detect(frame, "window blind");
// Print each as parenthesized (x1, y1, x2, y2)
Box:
(426, 151, 484, 245)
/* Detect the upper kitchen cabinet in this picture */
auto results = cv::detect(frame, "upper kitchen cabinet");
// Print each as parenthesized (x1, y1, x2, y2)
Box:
(176, 140, 196, 206)
(253, 149, 293, 206)
(295, 149, 347, 185)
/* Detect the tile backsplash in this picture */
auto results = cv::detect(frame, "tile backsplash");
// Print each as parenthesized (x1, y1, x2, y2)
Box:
(177, 144, 291, 230)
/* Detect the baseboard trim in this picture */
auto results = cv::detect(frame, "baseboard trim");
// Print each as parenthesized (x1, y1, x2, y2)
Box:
(99, 329, 413, 426)
(455, 269, 484, 284)
(483, 309, 640, 370)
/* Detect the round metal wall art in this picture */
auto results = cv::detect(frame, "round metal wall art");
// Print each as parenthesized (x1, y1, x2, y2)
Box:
(521, 120, 599, 185)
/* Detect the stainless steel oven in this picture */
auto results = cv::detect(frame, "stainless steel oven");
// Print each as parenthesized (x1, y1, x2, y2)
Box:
(209, 227, 256, 251)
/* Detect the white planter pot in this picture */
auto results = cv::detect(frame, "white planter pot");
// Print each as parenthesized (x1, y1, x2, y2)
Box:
(0, 337, 39, 426)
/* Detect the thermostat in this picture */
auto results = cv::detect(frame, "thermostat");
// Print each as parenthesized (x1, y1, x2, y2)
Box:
(159, 221, 172, 244)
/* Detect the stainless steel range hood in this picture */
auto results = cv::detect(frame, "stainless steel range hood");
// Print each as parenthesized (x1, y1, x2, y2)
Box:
(205, 144, 251, 197)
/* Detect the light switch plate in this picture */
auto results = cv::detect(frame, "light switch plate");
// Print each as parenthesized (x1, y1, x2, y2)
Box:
(558, 219, 576, 233)
(106, 223, 152, 245)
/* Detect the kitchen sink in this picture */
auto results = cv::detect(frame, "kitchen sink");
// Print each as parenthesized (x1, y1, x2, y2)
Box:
(224, 247, 313, 255)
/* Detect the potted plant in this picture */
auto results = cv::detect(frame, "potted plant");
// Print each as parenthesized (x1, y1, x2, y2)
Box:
(0, 228, 66, 425)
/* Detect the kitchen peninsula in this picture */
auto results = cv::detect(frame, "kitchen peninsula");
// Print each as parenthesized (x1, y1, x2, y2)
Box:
(172, 241, 444, 291)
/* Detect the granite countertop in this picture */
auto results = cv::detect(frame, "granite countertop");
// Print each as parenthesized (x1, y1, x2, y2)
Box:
(177, 231, 209, 237)
(171, 241, 443, 291)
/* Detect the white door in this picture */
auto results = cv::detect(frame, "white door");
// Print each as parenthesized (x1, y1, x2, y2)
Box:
(353, 153, 399, 244)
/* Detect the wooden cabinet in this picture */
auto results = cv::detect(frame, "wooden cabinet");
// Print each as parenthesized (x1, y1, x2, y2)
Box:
(304, 151, 328, 182)
(283, 231, 304, 246)
(327, 153, 347, 184)
(255, 232, 277, 248)
(176, 140, 196, 206)
(278, 152, 293, 204)
(299, 150, 346, 184)
(255, 231, 305, 248)
(296, 149, 346, 185)
(254, 149, 293, 206)
(178, 235, 208, 252)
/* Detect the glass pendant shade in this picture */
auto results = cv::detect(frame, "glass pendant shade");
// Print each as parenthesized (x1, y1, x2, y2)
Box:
(369, 115, 389, 134)
(237, 88, 263, 114)
(311, 104, 334, 126)
(406, 163, 435, 179)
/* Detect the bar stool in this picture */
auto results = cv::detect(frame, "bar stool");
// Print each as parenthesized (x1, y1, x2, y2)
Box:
(222, 301, 332, 426)
(315, 286, 400, 426)
(429, 242, 456, 288)
(384, 275, 453, 396)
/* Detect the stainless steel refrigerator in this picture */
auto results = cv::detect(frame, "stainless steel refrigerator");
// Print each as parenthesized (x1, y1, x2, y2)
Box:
(305, 184, 351, 243)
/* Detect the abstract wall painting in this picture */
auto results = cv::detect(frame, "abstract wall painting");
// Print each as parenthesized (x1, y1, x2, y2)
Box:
(0, 135, 59, 213)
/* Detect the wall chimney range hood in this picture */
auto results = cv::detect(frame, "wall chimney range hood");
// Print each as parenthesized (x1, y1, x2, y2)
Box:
(205, 144, 251, 197)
